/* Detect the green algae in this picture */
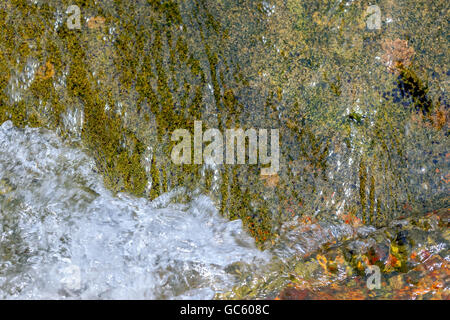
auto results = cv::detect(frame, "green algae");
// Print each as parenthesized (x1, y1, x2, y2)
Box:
(0, 0, 448, 248)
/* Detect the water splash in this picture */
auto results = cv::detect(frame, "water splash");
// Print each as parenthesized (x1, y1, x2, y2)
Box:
(0, 121, 269, 299)
(6, 58, 39, 104)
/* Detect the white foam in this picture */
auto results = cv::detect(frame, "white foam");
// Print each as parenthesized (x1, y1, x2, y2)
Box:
(0, 121, 269, 299)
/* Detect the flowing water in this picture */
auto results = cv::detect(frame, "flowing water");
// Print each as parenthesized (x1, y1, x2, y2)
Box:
(0, 0, 448, 299)
(0, 121, 269, 299)
(2, 117, 447, 300)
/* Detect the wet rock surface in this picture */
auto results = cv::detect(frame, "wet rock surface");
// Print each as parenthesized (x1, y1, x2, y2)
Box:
(218, 208, 449, 299)
(0, 0, 448, 299)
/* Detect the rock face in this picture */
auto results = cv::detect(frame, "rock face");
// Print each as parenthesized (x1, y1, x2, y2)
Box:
(217, 208, 449, 300)
(275, 208, 450, 300)
(0, 0, 448, 247)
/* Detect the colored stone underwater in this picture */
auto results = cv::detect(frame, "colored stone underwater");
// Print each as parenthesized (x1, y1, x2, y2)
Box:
(0, 0, 448, 299)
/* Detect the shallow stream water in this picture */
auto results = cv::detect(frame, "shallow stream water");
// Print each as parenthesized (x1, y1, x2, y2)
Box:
(0, 0, 448, 300)
(0, 121, 270, 299)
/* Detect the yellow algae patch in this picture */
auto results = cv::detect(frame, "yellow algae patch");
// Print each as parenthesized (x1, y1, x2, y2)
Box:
(36, 61, 55, 80)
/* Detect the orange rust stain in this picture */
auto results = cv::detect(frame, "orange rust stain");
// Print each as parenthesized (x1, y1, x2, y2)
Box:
(88, 16, 106, 29)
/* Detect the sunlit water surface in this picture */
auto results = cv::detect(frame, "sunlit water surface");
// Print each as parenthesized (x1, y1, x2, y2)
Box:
(0, 121, 270, 299)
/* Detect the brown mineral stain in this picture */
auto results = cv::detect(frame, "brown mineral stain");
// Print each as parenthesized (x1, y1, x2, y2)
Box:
(381, 39, 415, 73)
(87, 16, 106, 29)
(430, 103, 448, 129)
(260, 173, 279, 187)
